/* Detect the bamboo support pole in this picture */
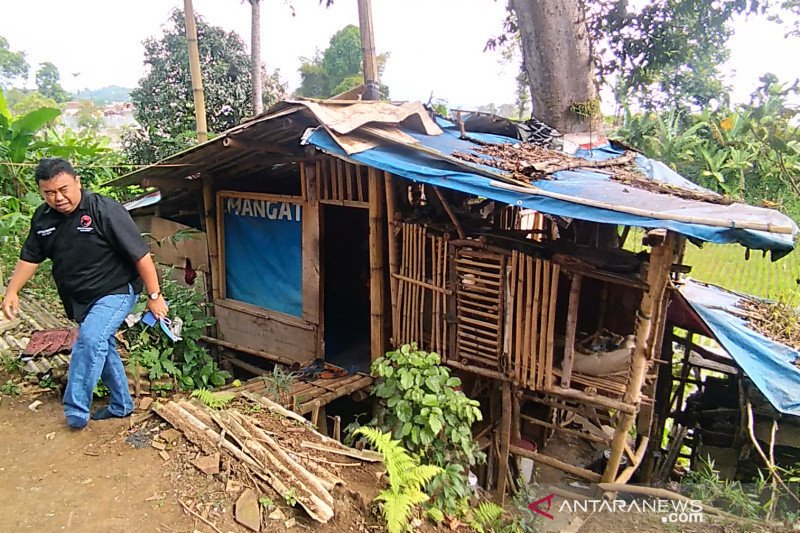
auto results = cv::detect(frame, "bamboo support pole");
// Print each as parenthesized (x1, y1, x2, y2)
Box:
(614, 436, 650, 484)
(384, 172, 399, 343)
(368, 168, 386, 360)
(601, 232, 676, 483)
(356, 0, 380, 100)
(520, 414, 609, 445)
(182, 0, 207, 143)
(509, 444, 601, 482)
(433, 186, 466, 239)
(545, 386, 637, 415)
(561, 273, 582, 388)
(202, 178, 221, 302)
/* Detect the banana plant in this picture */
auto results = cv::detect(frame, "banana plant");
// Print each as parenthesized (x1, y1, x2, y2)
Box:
(0, 88, 61, 195)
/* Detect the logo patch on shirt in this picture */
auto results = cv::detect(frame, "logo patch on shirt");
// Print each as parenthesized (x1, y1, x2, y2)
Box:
(36, 227, 56, 237)
(78, 215, 94, 232)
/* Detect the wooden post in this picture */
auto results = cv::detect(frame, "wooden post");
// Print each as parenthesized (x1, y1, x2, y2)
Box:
(495, 381, 512, 503)
(601, 232, 676, 483)
(356, 0, 379, 100)
(560, 273, 582, 388)
(384, 172, 399, 344)
(183, 0, 207, 143)
(368, 168, 386, 361)
(202, 177, 221, 302)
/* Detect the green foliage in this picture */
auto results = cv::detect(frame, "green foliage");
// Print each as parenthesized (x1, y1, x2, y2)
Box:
(1, 354, 22, 373)
(612, 75, 800, 223)
(258, 496, 274, 509)
(0, 36, 28, 87)
(4, 89, 58, 117)
(684, 457, 767, 519)
(283, 488, 298, 507)
(122, 9, 284, 164)
(34, 62, 70, 103)
(74, 85, 131, 105)
(125, 270, 229, 391)
(370, 344, 483, 466)
(359, 343, 484, 521)
(297, 25, 389, 99)
(262, 365, 296, 406)
(93, 381, 109, 398)
(190, 388, 235, 409)
(468, 502, 503, 533)
(354, 427, 442, 533)
(0, 379, 20, 396)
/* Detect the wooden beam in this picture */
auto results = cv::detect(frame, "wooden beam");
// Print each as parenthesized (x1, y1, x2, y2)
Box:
(200, 335, 303, 367)
(560, 273, 582, 388)
(368, 168, 386, 360)
(509, 445, 601, 482)
(384, 172, 400, 344)
(202, 176, 221, 302)
(356, 0, 379, 100)
(601, 232, 676, 483)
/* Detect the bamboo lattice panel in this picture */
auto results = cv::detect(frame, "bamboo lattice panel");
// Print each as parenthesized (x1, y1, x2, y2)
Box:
(452, 246, 508, 373)
(509, 251, 559, 390)
(393, 223, 449, 355)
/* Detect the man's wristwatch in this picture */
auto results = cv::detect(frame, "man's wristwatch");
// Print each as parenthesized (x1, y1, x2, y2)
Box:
(149, 291, 161, 300)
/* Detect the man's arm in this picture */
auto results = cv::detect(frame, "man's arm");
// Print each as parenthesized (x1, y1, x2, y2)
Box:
(2, 260, 40, 320)
(135, 254, 169, 320)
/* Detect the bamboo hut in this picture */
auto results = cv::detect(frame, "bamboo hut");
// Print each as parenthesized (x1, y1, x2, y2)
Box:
(111, 99, 798, 492)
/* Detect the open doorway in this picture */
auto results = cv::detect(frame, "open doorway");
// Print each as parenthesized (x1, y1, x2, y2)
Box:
(322, 205, 371, 372)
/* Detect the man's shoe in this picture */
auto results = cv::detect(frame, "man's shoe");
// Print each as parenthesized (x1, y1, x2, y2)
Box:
(66, 415, 88, 429)
(90, 407, 131, 421)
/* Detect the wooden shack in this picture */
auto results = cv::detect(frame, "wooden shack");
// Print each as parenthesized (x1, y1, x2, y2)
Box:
(113, 99, 798, 493)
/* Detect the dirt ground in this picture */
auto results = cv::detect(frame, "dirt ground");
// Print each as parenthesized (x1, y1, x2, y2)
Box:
(0, 391, 197, 532)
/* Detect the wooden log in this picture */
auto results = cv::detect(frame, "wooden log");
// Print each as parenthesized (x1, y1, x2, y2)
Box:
(231, 411, 335, 509)
(509, 444, 601, 482)
(300, 441, 383, 463)
(301, 456, 346, 490)
(561, 274, 582, 388)
(495, 381, 512, 502)
(545, 386, 637, 415)
(601, 232, 676, 483)
(153, 402, 218, 453)
(368, 168, 386, 360)
(298, 376, 373, 414)
(200, 335, 301, 367)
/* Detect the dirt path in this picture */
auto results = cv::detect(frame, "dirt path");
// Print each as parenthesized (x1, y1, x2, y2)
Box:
(0, 392, 196, 532)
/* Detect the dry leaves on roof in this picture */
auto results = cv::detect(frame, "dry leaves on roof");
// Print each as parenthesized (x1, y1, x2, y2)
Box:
(452, 142, 732, 205)
(736, 299, 800, 367)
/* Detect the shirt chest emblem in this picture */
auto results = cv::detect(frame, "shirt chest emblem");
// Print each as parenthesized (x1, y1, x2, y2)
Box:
(36, 227, 56, 237)
(77, 214, 94, 233)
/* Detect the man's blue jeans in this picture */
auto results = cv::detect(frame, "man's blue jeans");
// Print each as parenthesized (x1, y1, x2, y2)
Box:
(63, 285, 137, 428)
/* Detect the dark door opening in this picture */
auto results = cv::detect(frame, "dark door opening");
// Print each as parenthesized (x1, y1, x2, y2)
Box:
(322, 205, 370, 373)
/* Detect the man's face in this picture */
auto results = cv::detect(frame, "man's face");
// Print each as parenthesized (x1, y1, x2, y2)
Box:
(38, 172, 82, 214)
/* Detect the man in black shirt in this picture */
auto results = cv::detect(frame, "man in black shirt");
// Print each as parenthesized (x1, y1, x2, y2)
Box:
(1, 158, 168, 429)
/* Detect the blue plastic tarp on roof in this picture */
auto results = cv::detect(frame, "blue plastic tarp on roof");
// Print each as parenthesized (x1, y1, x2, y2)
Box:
(307, 128, 797, 257)
(679, 280, 800, 417)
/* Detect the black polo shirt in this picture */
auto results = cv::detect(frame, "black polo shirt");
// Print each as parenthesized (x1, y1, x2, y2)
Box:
(20, 189, 149, 323)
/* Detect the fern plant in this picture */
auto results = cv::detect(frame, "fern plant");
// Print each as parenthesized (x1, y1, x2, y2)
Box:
(354, 427, 442, 533)
(190, 388, 235, 410)
(468, 502, 504, 533)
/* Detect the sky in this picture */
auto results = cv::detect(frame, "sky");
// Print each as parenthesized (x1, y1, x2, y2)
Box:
(0, 1, 798, 110)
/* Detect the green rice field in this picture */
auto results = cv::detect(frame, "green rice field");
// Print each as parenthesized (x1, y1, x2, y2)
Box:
(626, 228, 800, 305)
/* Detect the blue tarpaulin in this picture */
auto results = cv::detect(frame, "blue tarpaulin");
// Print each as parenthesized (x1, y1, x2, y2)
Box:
(223, 197, 303, 317)
(679, 280, 800, 417)
(307, 128, 797, 258)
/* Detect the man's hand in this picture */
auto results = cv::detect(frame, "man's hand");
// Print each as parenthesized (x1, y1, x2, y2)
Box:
(147, 295, 169, 321)
(2, 292, 20, 321)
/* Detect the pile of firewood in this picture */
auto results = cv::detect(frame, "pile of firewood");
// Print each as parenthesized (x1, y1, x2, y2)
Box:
(153, 393, 381, 524)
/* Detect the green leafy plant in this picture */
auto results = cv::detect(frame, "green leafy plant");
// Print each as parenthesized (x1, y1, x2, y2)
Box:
(262, 365, 296, 406)
(684, 457, 766, 519)
(125, 268, 229, 391)
(357, 344, 485, 520)
(1, 354, 21, 373)
(258, 497, 274, 509)
(0, 379, 20, 396)
(468, 502, 504, 533)
(93, 381, 109, 398)
(190, 388, 234, 410)
(354, 427, 442, 533)
(283, 488, 297, 507)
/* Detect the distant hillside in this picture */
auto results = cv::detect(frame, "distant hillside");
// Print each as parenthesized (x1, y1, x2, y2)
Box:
(74, 85, 132, 104)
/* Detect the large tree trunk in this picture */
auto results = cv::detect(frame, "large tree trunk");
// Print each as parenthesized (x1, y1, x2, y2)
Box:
(249, 0, 263, 115)
(510, 0, 601, 134)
